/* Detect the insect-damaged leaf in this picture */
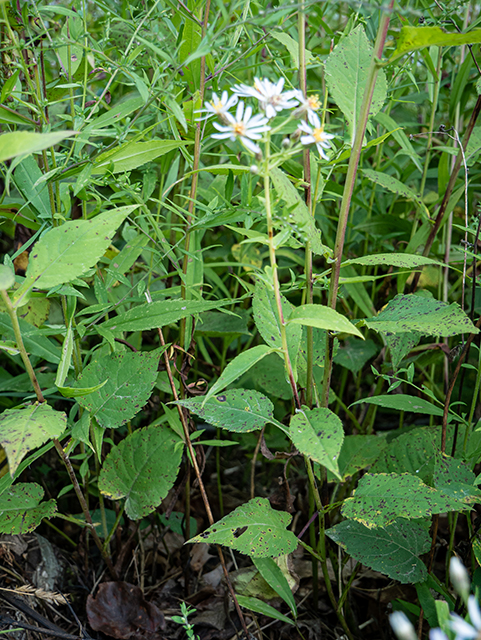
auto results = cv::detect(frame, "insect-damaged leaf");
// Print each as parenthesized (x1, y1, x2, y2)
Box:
(289, 408, 344, 480)
(327, 518, 430, 584)
(0, 403, 67, 475)
(99, 425, 183, 520)
(189, 497, 298, 558)
(0, 483, 57, 534)
(364, 294, 478, 337)
(175, 389, 274, 432)
(342, 473, 470, 528)
(74, 351, 160, 429)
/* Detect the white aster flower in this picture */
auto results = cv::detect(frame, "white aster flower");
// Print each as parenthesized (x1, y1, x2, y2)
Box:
(449, 595, 481, 640)
(389, 611, 417, 640)
(232, 77, 299, 119)
(293, 90, 322, 126)
(197, 90, 238, 121)
(297, 121, 335, 160)
(211, 100, 270, 154)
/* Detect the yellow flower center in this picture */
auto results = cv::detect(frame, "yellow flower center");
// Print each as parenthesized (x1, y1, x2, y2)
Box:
(308, 95, 321, 110)
(313, 127, 326, 142)
(211, 100, 223, 111)
(233, 122, 246, 135)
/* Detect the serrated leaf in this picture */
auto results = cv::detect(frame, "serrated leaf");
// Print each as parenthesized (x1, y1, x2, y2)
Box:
(342, 473, 469, 528)
(0, 131, 76, 163)
(385, 330, 422, 371)
(74, 351, 160, 428)
(433, 455, 481, 503)
(204, 345, 278, 403)
(15, 206, 136, 300)
(252, 279, 301, 377)
(175, 389, 274, 432)
(103, 298, 231, 333)
(288, 304, 363, 338)
(235, 596, 295, 626)
(343, 254, 443, 269)
(336, 435, 387, 480)
(333, 338, 377, 374)
(289, 408, 344, 479)
(324, 25, 387, 141)
(0, 403, 67, 475)
(92, 140, 187, 175)
(189, 497, 298, 557)
(390, 26, 481, 62)
(0, 483, 57, 533)
(98, 425, 183, 519)
(327, 518, 430, 583)
(364, 294, 478, 336)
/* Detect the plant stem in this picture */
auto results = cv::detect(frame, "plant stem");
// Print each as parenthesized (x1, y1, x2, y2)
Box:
(320, 0, 395, 407)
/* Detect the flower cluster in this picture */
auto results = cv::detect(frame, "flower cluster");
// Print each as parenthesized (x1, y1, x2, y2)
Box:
(198, 77, 334, 158)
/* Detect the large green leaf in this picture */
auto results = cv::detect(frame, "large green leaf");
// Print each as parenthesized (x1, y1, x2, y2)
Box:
(343, 254, 442, 269)
(289, 408, 344, 479)
(333, 338, 377, 374)
(351, 394, 451, 419)
(433, 456, 481, 504)
(248, 354, 293, 401)
(270, 168, 326, 257)
(336, 435, 387, 480)
(0, 483, 57, 533)
(14, 206, 136, 302)
(327, 518, 430, 583)
(189, 497, 298, 557)
(362, 170, 427, 215)
(252, 279, 301, 376)
(342, 473, 469, 528)
(288, 304, 363, 338)
(0, 403, 67, 475)
(102, 298, 231, 333)
(74, 351, 160, 429)
(98, 425, 183, 520)
(204, 345, 278, 403)
(0, 131, 76, 163)
(92, 140, 187, 175)
(364, 294, 478, 336)
(324, 25, 387, 141)
(176, 389, 274, 433)
(391, 26, 481, 62)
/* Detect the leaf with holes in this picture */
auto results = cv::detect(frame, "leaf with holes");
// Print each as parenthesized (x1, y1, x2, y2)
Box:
(0, 483, 57, 534)
(433, 456, 481, 504)
(0, 403, 67, 475)
(364, 294, 478, 336)
(342, 473, 469, 528)
(289, 408, 344, 480)
(74, 351, 160, 429)
(336, 435, 387, 480)
(327, 518, 430, 583)
(99, 425, 183, 520)
(189, 497, 298, 558)
(175, 389, 274, 432)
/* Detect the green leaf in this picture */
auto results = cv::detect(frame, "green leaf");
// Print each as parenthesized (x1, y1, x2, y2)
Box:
(98, 425, 183, 520)
(271, 30, 313, 69)
(54, 320, 73, 388)
(327, 518, 430, 583)
(333, 338, 377, 374)
(252, 557, 297, 618)
(0, 131, 76, 163)
(248, 354, 293, 401)
(362, 170, 428, 217)
(102, 298, 231, 333)
(390, 26, 481, 62)
(189, 497, 298, 557)
(204, 345, 278, 403)
(343, 254, 443, 269)
(0, 403, 67, 475)
(74, 351, 160, 429)
(0, 313, 61, 364)
(342, 473, 469, 528)
(0, 105, 37, 126)
(433, 455, 481, 504)
(288, 304, 363, 338)
(364, 294, 479, 336)
(336, 435, 387, 480)
(270, 168, 327, 257)
(57, 379, 108, 398)
(351, 394, 445, 417)
(14, 206, 136, 301)
(289, 408, 344, 479)
(195, 310, 250, 337)
(0, 265, 15, 290)
(235, 596, 295, 626)
(324, 25, 387, 141)
(252, 279, 301, 376)
(175, 389, 274, 432)
(14, 155, 53, 220)
(0, 483, 57, 533)
(77, 97, 144, 151)
(385, 331, 422, 371)
(92, 140, 187, 175)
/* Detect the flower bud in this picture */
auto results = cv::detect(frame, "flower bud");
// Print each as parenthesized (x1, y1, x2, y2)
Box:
(389, 612, 417, 640)
(450, 556, 470, 601)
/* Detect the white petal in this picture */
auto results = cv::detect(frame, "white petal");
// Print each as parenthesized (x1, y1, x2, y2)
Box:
(240, 137, 261, 154)
(300, 134, 314, 145)
(220, 90, 228, 104)
(308, 112, 321, 127)
(265, 104, 277, 119)
(448, 614, 478, 638)
(236, 101, 244, 120)
(212, 122, 230, 132)
(244, 104, 253, 123)
(211, 132, 234, 140)
(316, 144, 329, 160)
(468, 596, 481, 629)
(429, 630, 449, 640)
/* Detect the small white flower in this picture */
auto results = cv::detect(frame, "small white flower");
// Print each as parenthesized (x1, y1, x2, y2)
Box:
(297, 121, 335, 160)
(450, 557, 471, 600)
(211, 100, 270, 154)
(389, 611, 417, 640)
(197, 90, 238, 121)
(429, 629, 449, 640)
(293, 90, 322, 126)
(232, 77, 299, 119)
(448, 596, 481, 640)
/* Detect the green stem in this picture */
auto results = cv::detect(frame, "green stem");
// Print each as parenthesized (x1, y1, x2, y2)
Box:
(321, 0, 394, 407)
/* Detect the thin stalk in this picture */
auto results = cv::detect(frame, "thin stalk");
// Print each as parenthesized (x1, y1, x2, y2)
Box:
(320, 1, 395, 407)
